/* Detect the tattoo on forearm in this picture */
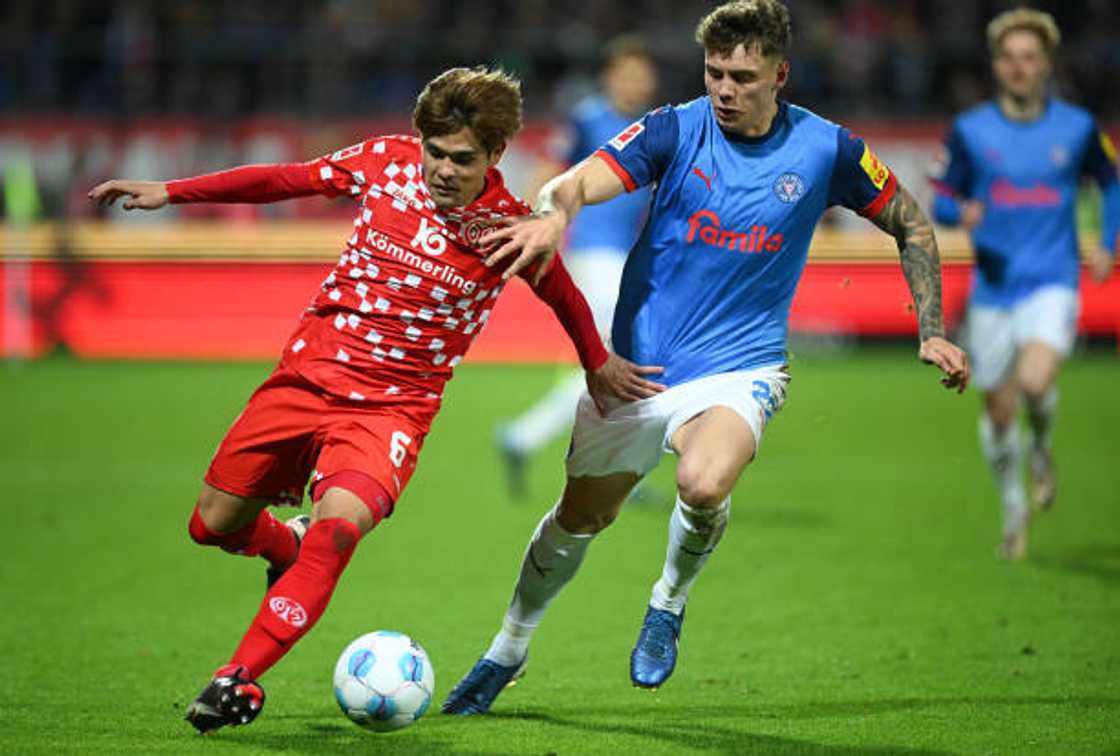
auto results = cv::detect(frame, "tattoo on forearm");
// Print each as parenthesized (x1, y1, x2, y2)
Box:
(871, 186, 945, 340)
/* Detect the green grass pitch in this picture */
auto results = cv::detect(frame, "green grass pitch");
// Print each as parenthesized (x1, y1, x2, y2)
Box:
(2, 348, 1118, 754)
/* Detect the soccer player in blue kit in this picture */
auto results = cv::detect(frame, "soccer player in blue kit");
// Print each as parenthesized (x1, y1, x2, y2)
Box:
(497, 35, 659, 497)
(931, 8, 1118, 561)
(443, 0, 970, 713)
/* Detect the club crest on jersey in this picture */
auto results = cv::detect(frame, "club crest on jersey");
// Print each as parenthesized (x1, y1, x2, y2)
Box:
(772, 173, 805, 203)
(609, 121, 644, 151)
(1050, 145, 1069, 168)
(462, 218, 490, 247)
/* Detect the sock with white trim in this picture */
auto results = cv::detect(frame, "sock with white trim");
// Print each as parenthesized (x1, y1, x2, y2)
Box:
(1024, 387, 1058, 454)
(485, 505, 594, 666)
(650, 495, 730, 616)
(978, 413, 1028, 534)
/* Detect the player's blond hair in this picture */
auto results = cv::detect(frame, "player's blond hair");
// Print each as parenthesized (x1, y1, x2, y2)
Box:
(602, 33, 654, 70)
(413, 67, 523, 155)
(695, 0, 792, 60)
(987, 7, 1061, 57)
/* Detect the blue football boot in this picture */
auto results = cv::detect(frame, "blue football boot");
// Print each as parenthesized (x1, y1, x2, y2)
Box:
(441, 656, 527, 715)
(630, 605, 684, 689)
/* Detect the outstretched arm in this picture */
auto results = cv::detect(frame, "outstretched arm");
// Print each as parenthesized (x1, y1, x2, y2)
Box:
(868, 182, 970, 392)
(482, 156, 627, 284)
(89, 163, 318, 211)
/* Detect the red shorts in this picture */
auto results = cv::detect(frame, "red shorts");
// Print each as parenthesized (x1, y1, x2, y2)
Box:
(204, 364, 434, 514)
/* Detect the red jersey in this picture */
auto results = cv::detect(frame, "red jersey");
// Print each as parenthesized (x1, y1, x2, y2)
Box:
(168, 135, 607, 414)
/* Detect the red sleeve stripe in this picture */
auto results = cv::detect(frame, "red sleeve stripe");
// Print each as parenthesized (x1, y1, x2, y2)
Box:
(593, 149, 637, 193)
(860, 172, 898, 218)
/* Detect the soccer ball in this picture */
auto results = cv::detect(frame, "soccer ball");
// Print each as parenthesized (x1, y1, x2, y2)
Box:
(332, 630, 436, 732)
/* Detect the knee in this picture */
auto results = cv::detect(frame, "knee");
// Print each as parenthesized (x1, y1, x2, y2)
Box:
(1018, 375, 1050, 402)
(676, 459, 732, 509)
(556, 494, 619, 534)
(983, 396, 1019, 432)
(188, 505, 213, 545)
(556, 504, 616, 535)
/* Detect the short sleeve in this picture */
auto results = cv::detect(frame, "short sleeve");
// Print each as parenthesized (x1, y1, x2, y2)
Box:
(828, 128, 897, 217)
(930, 123, 975, 199)
(557, 119, 584, 165)
(1081, 122, 1119, 189)
(307, 138, 391, 200)
(592, 106, 679, 192)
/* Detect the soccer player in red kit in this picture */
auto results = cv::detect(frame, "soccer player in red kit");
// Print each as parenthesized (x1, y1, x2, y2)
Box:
(89, 67, 665, 734)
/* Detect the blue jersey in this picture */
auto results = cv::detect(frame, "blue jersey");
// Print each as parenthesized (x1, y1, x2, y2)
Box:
(932, 99, 1120, 306)
(559, 95, 652, 254)
(595, 98, 896, 387)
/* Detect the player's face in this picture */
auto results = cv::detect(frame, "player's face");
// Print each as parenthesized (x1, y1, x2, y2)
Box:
(704, 44, 789, 136)
(993, 30, 1051, 101)
(421, 128, 503, 209)
(603, 55, 658, 117)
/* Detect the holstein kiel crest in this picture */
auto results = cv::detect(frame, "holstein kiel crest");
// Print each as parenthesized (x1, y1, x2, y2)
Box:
(773, 172, 805, 203)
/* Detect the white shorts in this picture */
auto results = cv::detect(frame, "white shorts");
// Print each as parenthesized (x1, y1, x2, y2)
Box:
(966, 285, 1079, 391)
(565, 247, 626, 336)
(566, 366, 790, 478)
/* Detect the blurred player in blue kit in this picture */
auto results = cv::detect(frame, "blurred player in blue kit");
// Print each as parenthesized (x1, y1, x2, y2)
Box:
(497, 35, 659, 498)
(442, 0, 970, 714)
(930, 8, 1118, 560)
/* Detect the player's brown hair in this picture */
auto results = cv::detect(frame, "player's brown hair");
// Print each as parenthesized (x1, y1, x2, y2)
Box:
(695, 0, 792, 60)
(987, 7, 1061, 58)
(412, 67, 523, 155)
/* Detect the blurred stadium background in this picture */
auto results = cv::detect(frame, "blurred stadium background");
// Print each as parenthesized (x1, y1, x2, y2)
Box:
(1, 0, 1118, 360)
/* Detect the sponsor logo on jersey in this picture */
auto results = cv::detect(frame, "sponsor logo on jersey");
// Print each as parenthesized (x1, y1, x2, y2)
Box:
(686, 210, 785, 253)
(691, 167, 715, 191)
(411, 216, 448, 256)
(989, 178, 1061, 208)
(772, 172, 805, 203)
(269, 596, 308, 628)
(609, 121, 644, 151)
(859, 145, 891, 190)
(366, 230, 477, 293)
(331, 143, 365, 162)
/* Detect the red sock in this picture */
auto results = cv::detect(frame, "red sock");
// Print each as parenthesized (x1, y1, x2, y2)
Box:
(188, 506, 298, 567)
(227, 518, 362, 679)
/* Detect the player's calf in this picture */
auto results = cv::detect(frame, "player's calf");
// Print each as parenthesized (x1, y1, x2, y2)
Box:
(265, 514, 311, 588)
(188, 505, 301, 569)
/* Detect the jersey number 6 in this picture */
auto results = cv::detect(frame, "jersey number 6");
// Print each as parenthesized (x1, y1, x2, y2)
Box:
(389, 430, 413, 468)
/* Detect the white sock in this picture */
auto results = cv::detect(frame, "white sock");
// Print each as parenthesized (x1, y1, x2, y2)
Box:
(978, 413, 1028, 533)
(650, 496, 730, 616)
(1025, 387, 1058, 455)
(504, 371, 587, 455)
(484, 506, 593, 666)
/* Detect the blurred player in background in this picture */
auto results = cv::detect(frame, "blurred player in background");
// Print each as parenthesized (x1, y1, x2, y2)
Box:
(89, 67, 665, 735)
(443, 0, 970, 715)
(497, 34, 659, 499)
(930, 8, 1118, 561)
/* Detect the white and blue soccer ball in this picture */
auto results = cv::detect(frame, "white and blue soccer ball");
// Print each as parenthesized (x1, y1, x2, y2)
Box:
(332, 630, 436, 732)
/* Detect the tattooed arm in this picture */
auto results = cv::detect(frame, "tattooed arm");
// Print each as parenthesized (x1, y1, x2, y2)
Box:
(868, 182, 971, 392)
(868, 184, 945, 340)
